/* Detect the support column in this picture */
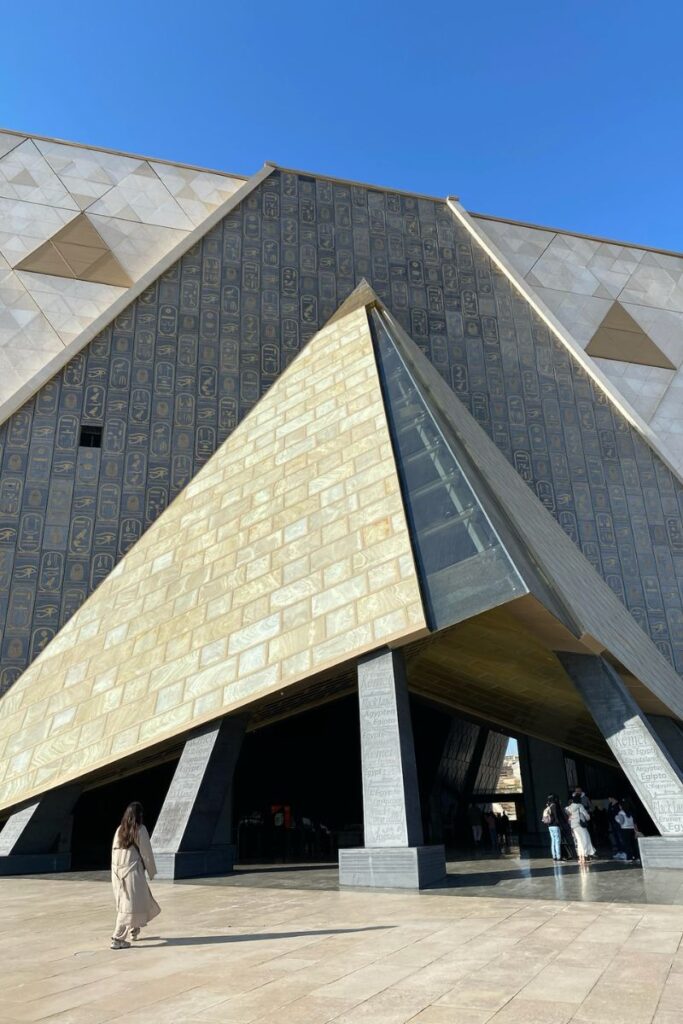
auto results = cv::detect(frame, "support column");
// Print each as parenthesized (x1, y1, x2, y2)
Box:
(649, 716, 683, 774)
(152, 715, 246, 879)
(0, 782, 81, 875)
(518, 736, 569, 849)
(338, 648, 446, 888)
(558, 653, 683, 868)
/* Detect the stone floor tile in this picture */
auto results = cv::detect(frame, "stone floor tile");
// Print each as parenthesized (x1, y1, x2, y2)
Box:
(487, 998, 577, 1023)
(408, 1007, 495, 1023)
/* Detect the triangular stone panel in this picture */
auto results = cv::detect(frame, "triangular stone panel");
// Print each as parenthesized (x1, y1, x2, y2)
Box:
(586, 301, 675, 369)
(15, 214, 132, 287)
(0, 305, 426, 814)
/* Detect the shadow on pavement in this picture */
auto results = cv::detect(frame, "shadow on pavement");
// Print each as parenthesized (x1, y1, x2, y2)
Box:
(139, 925, 393, 947)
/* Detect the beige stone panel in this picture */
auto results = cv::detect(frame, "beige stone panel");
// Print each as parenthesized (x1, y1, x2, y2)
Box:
(0, 306, 425, 812)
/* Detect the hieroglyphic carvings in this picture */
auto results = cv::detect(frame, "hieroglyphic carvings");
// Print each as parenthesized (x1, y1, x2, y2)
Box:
(3, 171, 683, 691)
(358, 650, 423, 849)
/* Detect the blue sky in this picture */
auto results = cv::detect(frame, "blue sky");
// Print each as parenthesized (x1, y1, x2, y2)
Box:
(3, 3, 682, 249)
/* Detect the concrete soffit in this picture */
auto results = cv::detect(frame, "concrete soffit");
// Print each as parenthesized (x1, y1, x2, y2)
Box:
(0, 164, 277, 428)
(447, 199, 683, 486)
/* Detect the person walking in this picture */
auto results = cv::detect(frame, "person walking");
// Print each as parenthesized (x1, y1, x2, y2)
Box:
(542, 794, 565, 861)
(615, 798, 640, 863)
(565, 793, 596, 864)
(111, 801, 160, 950)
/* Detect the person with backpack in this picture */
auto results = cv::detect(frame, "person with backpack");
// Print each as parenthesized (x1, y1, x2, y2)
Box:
(542, 794, 565, 861)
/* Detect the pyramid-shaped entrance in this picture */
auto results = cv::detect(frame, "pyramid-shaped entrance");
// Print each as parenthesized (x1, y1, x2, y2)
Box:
(0, 302, 427, 815)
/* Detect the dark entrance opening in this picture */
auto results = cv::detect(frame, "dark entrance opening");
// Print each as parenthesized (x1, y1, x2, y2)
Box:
(233, 695, 363, 863)
(232, 692, 454, 864)
(71, 759, 178, 869)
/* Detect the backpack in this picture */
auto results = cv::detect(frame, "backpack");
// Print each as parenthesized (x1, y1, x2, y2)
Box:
(541, 805, 553, 825)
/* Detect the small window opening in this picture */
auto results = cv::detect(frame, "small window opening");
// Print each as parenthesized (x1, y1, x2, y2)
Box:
(79, 424, 102, 448)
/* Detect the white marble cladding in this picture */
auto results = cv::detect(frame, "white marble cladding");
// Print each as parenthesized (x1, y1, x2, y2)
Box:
(473, 216, 683, 477)
(0, 129, 244, 425)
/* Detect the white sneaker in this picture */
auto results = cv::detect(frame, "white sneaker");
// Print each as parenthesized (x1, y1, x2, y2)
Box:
(110, 938, 130, 950)
(130, 928, 140, 941)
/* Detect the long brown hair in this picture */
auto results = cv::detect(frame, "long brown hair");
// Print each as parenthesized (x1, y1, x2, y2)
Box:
(118, 801, 144, 848)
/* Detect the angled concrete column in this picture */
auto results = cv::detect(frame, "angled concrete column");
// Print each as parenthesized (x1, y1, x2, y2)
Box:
(0, 782, 81, 875)
(649, 715, 683, 774)
(558, 653, 683, 868)
(518, 736, 569, 848)
(339, 648, 446, 888)
(152, 715, 246, 879)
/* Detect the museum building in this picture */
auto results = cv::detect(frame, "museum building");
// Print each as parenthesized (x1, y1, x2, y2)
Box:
(0, 129, 683, 886)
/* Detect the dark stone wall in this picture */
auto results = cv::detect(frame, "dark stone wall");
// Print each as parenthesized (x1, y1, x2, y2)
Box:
(1, 168, 683, 693)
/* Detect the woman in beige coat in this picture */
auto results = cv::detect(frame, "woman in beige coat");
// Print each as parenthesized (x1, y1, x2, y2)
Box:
(111, 801, 160, 949)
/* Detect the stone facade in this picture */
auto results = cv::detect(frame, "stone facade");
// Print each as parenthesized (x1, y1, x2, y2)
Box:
(3, 168, 683, 696)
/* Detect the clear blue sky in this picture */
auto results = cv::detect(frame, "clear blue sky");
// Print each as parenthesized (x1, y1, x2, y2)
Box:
(3, 2, 683, 250)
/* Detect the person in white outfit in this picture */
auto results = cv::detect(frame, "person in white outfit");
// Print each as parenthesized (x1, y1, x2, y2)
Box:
(565, 794, 596, 863)
(110, 801, 160, 950)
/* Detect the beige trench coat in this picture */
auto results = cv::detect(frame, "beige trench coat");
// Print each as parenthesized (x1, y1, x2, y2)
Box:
(111, 824, 161, 930)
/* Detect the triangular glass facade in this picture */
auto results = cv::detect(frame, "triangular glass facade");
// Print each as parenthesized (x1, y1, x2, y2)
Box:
(369, 306, 526, 630)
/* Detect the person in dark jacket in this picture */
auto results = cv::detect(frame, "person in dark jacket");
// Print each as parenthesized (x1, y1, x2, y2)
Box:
(542, 794, 565, 861)
(608, 796, 626, 859)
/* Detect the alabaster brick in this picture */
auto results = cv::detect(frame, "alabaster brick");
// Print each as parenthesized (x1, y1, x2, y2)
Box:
(6, 718, 50, 757)
(282, 598, 311, 631)
(193, 690, 221, 717)
(368, 559, 402, 590)
(111, 726, 140, 754)
(199, 638, 227, 667)
(245, 554, 272, 581)
(312, 624, 374, 667)
(184, 659, 237, 700)
(155, 682, 184, 714)
(23, 697, 49, 726)
(319, 518, 349, 548)
(149, 651, 201, 692)
(238, 643, 267, 675)
(311, 575, 369, 616)
(139, 704, 193, 743)
(107, 697, 156, 735)
(325, 604, 357, 638)
(268, 619, 326, 663)
(270, 575, 322, 609)
(224, 663, 279, 703)
(77, 620, 101, 643)
(132, 630, 158, 657)
(78, 716, 107, 747)
(165, 626, 194, 659)
(50, 707, 77, 733)
(47, 682, 92, 716)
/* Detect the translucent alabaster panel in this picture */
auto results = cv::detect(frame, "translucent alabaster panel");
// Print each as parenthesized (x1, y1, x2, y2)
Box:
(0, 307, 425, 812)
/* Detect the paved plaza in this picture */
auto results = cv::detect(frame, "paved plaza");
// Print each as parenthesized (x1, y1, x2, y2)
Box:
(2, 859, 683, 1024)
